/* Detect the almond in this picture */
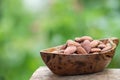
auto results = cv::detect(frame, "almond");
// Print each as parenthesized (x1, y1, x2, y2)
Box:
(60, 44, 67, 50)
(102, 43, 112, 52)
(98, 43, 106, 49)
(75, 36, 93, 42)
(91, 48, 101, 52)
(75, 37, 81, 42)
(81, 40, 91, 53)
(67, 40, 81, 47)
(90, 40, 99, 48)
(77, 46, 87, 54)
(64, 46, 77, 54)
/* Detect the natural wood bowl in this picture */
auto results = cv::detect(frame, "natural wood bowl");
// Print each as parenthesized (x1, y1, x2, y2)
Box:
(40, 38, 119, 75)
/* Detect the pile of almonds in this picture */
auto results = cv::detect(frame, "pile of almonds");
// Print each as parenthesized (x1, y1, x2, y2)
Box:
(59, 36, 113, 55)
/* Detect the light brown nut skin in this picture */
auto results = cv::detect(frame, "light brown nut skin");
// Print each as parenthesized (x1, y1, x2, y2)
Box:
(75, 37, 81, 42)
(98, 43, 106, 49)
(90, 40, 100, 48)
(67, 40, 81, 47)
(99, 41, 103, 44)
(77, 46, 88, 54)
(81, 40, 91, 53)
(60, 44, 67, 50)
(75, 36, 93, 42)
(101, 43, 112, 52)
(64, 46, 77, 54)
(90, 48, 101, 52)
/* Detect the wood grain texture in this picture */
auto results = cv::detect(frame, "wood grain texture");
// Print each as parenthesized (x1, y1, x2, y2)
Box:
(30, 66, 120, 80)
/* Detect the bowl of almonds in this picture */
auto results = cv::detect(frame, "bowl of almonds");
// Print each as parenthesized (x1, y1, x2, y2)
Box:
(40, 36, 119, 75)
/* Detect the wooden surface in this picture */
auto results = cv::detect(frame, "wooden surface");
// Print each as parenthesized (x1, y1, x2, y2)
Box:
(30, 66, 120, 80)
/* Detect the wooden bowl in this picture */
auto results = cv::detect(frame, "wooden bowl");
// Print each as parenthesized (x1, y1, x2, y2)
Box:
(40, 38, 119, 75)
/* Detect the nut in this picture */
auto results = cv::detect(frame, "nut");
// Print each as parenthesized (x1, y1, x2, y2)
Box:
(102, 43, 112, 52)
(64, 46, 77, 54)
(90, 40, 100, 48)
(98, 43, 106, 49)
(60, 44, 67, 50)
(91, 48, 101, 52)
(67, 40, 81, 47)
(77, 46, 87, 54)
(81, 40, 91, 53)
(75, 36, 93, 42)
(58, 36, 114, 55)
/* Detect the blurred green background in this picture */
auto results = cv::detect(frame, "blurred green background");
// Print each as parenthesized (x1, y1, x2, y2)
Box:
(0, 0, 120, 80)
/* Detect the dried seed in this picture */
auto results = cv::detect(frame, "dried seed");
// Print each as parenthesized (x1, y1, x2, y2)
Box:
(98, 44, 106, 49)
(77, 46, 87, 54)
(59, 36, 115, 55)
(80, 36, 93, 41)
(60, 44, 67, 50)
(75, 36, 93, 42)
(90, 40, 100, 48)
(81, 40, 91, 53)
(101, 46, 111, 52)
(75, 37, 81, 42)
(91, 48, 101, 52)
(99, 41, 103, 44)
(102, 43, 112, 52)
(67, 40, 81, 47)
(64, 46, 77, 54)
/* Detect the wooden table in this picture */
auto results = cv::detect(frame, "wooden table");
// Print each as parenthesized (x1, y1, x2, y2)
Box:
(30, 66, 120, 80)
